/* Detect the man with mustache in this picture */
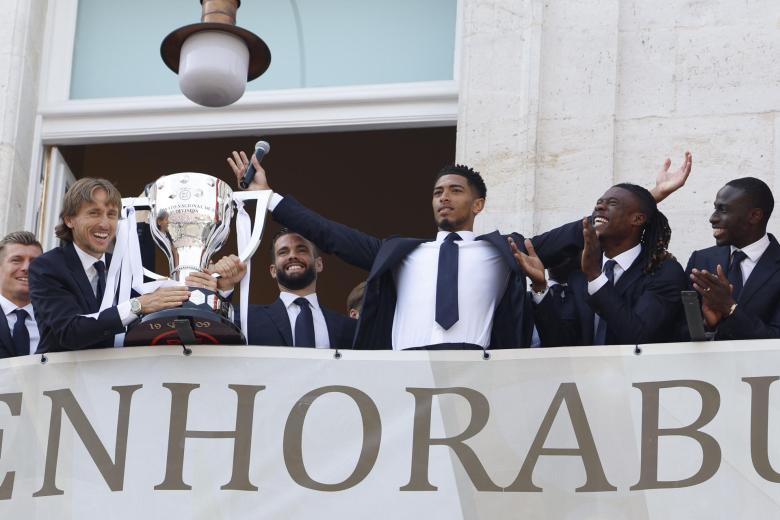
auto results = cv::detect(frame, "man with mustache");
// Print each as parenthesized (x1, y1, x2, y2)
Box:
(229, 229, 355, 348)
(687, 177, 780, 339)
(0, 231, 42, 358)
(228, 154, 585, 351)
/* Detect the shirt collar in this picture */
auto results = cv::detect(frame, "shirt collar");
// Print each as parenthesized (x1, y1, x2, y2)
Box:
(731, 234, 770, 263)
(604, 242, 642, 272)
(435, 230, 476, 242)
(279, 291, 320, 310)
(72, 243, 107, 273)
(0, 293, 34, 318)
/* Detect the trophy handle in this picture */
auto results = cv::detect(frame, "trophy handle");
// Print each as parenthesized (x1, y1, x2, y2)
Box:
(122, 196, 171, 282)
(233, 189, 273, 263)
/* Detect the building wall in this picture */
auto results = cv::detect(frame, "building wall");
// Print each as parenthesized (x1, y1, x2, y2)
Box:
(458, 0, 780, 261)
(1, 0, 779, 263)
(0, 0, 47, 235)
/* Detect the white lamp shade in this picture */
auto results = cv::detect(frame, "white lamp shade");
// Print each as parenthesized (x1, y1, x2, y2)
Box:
(178, 30, 250, 107)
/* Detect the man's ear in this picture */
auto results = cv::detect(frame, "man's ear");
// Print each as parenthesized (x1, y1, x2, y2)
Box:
(269, 263, 277, 280)
(315, 256, 323, 273)
(472, 197, 485, 215)
(64, 216, 74, 229)
(632, 212, 647, 227)
(748, 207, 764, 226)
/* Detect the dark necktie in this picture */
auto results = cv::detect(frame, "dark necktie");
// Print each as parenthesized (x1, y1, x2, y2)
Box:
(728, 250, 748, 302)
(435, 232, 462, 330)
(594, 260, 617, 345)
(94, 260, 107, 304)
(293, 297, 315, 348)
(11, 308, 30, 356)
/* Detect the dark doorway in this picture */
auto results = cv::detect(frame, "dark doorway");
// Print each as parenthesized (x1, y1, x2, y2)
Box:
(59, 126, 456, 313)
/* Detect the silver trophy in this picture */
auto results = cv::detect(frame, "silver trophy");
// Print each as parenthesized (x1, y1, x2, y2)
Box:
(123, 172, 271, 346)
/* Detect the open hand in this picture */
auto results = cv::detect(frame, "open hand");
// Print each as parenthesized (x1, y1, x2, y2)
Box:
(651, 151, 692, 203)
(509, 237, 546, 291)
(581, 217, 603, 281)
(690, 264, 734, 325)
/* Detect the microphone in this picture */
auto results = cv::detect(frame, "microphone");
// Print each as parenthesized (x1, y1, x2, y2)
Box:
(239, 140, 271, 189)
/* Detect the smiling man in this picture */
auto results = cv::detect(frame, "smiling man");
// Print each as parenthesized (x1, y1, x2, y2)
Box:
(228, 229, 355, 348)
(227, 155, 582, 350)
(29, 178, 193, 352)
(686, 177, 780, 339)
(515, 183, 687, 346)
(0, 231, 42, 357)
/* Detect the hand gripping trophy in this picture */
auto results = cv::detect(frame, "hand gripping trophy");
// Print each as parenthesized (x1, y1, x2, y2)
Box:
(119, 142, 272, 346)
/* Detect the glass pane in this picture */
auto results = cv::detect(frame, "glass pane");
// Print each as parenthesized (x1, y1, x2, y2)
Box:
(70, 0, 456, 99)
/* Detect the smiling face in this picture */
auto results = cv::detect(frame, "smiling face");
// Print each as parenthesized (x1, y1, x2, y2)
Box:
(709, 185, 764, 248)
(0, 243, 42, 306)
(432, 174, 485, 232)
(591, 186, 646, 253)
(64, 188, 119, 259)
(269, 233, 322, 293)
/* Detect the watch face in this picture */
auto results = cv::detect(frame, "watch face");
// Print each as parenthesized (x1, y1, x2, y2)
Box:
(131, 299, 142, 314)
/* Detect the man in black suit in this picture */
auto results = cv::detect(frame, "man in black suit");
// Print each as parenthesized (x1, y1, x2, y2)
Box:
(29, 178, 194, 353)
(0, 231, 42, 358)
(228, 229, 355, 348)
(227, 152, 581, 350)
(514, 183, 688, 346)
(687, 177, 780, 340)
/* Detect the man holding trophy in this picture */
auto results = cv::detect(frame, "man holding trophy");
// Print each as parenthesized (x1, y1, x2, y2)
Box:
(30, 177, 249, 352)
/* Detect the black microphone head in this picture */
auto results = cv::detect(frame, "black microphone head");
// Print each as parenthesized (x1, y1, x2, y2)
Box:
(255, 140, 271, 155)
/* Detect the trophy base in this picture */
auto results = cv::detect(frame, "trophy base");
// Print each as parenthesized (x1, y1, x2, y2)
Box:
(124, 308, 246, 346)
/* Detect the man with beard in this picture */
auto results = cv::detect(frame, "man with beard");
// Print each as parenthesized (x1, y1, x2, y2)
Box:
(237, 229, 356, 348)
(686, 177, 780, 339)
(228, 153, 585, 350)
(513, 183, 687, 346)
(0, 231, 42, 358)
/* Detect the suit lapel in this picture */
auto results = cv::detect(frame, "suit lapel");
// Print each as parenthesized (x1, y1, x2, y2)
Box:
(322, 308, 338, 345)
(368, 238, 426, 281)
(739, 236, 780, 304)
(0, 313, 15, 357)
(613, 256, 644, 296)
(476, 231, 521, 272)
(64, 242, 99, 311)
(269, 298, 293, 346)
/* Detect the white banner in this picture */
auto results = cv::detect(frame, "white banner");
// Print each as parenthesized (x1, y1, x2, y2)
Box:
(0, 341, 779, 519)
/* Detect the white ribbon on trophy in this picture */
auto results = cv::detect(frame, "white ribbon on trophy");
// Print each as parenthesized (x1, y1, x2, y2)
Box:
(107, 184, 272, 344)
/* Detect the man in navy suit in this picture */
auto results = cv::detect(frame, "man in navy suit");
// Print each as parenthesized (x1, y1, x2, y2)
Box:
(29, 178, 193, 353)
(229, 229, 355, 348)
(228, 152, 581, 350)
(515, 183, 688, 346)
(0, 231, 42, 358)
(687, 177, 780, 340)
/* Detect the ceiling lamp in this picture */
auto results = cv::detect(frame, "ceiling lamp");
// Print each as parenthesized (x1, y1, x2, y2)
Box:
(161, 0, 271, 107)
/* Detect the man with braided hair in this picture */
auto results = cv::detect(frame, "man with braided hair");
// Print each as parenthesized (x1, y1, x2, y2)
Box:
(513, 181, 688, 346)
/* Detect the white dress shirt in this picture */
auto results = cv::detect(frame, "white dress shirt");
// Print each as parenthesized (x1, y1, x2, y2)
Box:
(392, 231, 510, 350)
(278, 291, 331, 348)
(731, 234, 770, 283)
(0, 294, 39, 355)
(72, 244, 136, 326)
(268, 195, 510, 350)
(587, 243, 642, 295)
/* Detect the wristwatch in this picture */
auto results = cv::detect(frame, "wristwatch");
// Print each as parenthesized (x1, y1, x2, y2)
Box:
(130, 297, 143, 316)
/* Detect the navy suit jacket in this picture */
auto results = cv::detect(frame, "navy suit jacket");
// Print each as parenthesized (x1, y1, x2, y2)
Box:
(0, 313, 17, 359)
(272, 197, 582, 350)
(534, 244, 687, 346)
(684, 235, 780, 340)
(246, 298, 356, 348)
(29, 241, 126, 353)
